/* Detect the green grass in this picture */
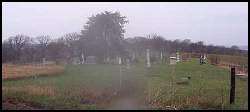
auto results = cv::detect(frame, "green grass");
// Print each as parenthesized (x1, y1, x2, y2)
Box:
(145, 59, 248, 110)
(3, 64, 123, 109)
(2, 59, 248, 110)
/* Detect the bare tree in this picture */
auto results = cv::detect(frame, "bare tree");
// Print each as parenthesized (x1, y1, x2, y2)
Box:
(7, 34, 31, 63)
(60, 32, 81, 63)
(36, 35, 51, 61)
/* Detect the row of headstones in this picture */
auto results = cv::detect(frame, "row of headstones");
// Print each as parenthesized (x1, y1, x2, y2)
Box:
(41, 56, 127, 65)
(66, 49, 181, 66)
(71, 54, 124, 65)
(146, 49, 180, 68)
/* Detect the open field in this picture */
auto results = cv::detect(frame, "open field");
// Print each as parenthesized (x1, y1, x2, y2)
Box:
(207, 54, 248, 74)
(208, 54, 248, 65)
(180, 52, 248, 65)
(180, 53, 248, 74)
(2, 59, 248, 110)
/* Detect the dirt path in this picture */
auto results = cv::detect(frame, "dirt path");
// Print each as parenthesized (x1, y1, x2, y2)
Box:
(106, 95, 148, 110)
(104, 66, 150, 110)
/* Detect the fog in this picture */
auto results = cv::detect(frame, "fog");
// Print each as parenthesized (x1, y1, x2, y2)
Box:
(2, 2, 248, 110)
(2, 2, 248, 46)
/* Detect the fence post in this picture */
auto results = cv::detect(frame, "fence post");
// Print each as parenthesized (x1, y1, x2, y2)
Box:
(230, 67, 235, 104)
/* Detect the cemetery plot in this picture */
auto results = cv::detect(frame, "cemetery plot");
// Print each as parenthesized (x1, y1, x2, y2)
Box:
(2, 59, 248, 110)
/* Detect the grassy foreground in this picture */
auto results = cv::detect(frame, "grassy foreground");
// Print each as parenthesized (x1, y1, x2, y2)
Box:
(2, 59, 248, 110)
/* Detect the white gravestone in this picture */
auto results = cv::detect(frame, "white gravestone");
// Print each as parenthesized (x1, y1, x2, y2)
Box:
(160, 52, 163, 61)
(107, 57, 110, 63)
(72, 57, 80, 65)
(170, 57, 177, 65)
(146, 49, 151, 68)
(118, 57, 122, 64)
(81, 53, 85, 64)
(42, 58, 46, 65)
(176, 52, 180, 62)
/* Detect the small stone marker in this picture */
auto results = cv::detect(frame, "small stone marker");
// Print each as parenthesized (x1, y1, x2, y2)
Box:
(126, 58, 130, 69)
(146, 49, 151, 68)
(170, 57, 177, 65)
(42, 58, 46, 64)
(132, 53, 135, 62)
(72, 57, 80, 65)
(86, 56, 96, 64)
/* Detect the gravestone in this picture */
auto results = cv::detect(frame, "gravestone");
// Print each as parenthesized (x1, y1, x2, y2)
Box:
(118, 57, 122, 64)
(81, 53, 85, 64)
(86, 56, 96, 64)
(146, 49, 151, 68)
(176, 52, 180, 62)
(72, 57, 81, 65)
(42, 58, 46, 64)
(200, 54, 206, 64)
(104, 56, 110, 64)
(107, 57, 110, 63)
(132, 53, 136, 62)
(126, 58, 130, 69)
(160, 51, 163, 63)
(170, 57, 177, 65)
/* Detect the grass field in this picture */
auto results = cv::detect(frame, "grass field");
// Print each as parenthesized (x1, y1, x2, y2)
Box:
(2, 64, 64, 80)
(207, 54, 248, 65)
(2, 59, 248, 110)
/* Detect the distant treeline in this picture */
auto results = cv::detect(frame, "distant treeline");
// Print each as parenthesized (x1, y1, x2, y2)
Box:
(124, 36, 248, 57)
(2, 11, 247, 64)
(2, 33, 247, 64)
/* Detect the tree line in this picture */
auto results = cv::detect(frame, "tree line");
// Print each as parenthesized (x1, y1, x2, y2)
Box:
(2, 11, 247, 64)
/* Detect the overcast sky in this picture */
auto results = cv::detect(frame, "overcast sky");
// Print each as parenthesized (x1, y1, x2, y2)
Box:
(2, 2, 248, 46)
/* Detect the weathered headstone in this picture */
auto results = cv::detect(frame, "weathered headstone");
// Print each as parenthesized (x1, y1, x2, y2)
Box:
(118, 57, 122, 64)
(170, 57, 177, 65)
(200, 55, 203, 65)
(126, 58, 130, 69)
(132, 53, 136, 62)
(176, 52, 180, 62)
(42, 58, 46, 65)
(146, 49, 151, 68)
(107, 57, 110, 63)
(72, 57, 80, 65)
(86, 56, 96, 64)
(81, 53, 85, 64)
(200, 54, 206, 65)
(160, 51, 163, 62)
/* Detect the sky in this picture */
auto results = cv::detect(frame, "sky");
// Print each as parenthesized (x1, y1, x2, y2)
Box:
(2, 2, 248, 47)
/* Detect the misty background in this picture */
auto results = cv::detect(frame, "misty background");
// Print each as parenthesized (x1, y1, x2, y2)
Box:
(2, 2, 248, 49)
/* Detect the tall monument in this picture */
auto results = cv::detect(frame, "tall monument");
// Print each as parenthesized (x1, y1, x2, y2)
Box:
(146, 49, 151, 68)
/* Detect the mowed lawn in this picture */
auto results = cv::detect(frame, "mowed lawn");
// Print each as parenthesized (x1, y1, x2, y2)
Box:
(2, 59, 248, 110)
